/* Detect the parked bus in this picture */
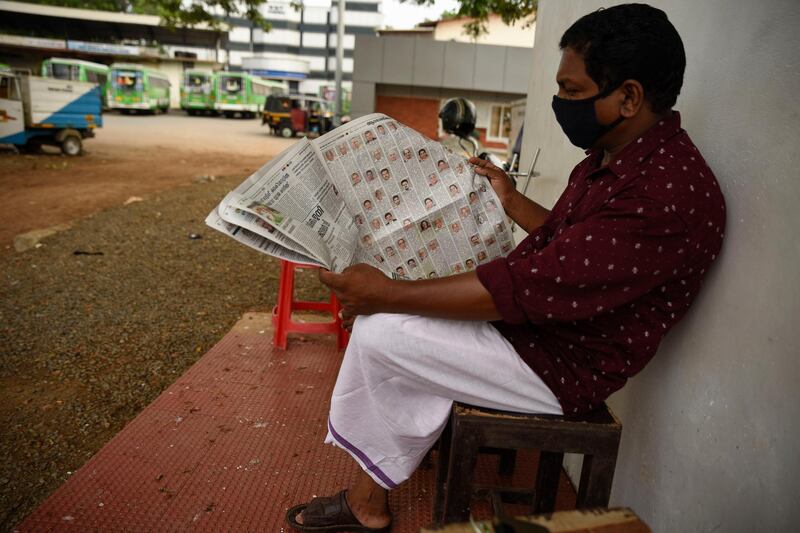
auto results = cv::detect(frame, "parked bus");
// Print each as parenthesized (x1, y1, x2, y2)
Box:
(108, 63, 171, 114)
(180, 69, 216, 115)
(41, 58, 110, 108)
(214, 72, 286, 118)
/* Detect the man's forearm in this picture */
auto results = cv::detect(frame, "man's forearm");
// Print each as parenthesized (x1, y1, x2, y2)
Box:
(503, 190, 551, 234)
(383, 271, 502, 321)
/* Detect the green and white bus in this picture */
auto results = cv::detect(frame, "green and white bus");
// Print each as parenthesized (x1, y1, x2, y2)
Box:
(214, 72, 286, 118)
(180, 69, 216, 115)
(41, 58, 110, 108)
(109, 63, 171, 114)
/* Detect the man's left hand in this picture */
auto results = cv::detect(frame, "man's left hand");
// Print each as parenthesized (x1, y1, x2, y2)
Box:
(319, 264, 394, 331)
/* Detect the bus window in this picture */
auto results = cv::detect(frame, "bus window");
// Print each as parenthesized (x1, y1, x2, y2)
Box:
(114, 71, 141, 90)
(185, 74, 208, 92)
(151, 77, 169, 89)
(221, 77, 242, 94)
(96, 73, 107, 87)
(50, 63, 78, 80)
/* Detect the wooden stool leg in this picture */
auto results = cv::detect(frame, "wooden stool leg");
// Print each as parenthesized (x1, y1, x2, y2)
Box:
(443, 427, 481, 523)
(576, 453, 618, 508)
(432, 417, 452, 525)
(533, 451, 564, 513)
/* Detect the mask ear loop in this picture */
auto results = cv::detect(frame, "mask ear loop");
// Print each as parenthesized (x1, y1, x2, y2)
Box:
(594, 82, 626, 133)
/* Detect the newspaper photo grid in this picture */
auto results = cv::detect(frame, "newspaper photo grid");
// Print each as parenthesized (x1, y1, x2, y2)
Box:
(206, 113, 514, 279)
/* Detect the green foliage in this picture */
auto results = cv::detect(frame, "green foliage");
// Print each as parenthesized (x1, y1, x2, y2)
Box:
(439, 8, 460, 21)
(418, 0, 538, 38)
(20, 0, 157, 13)
(18, 0, 272, 30)
(20, 0, 534, 37)
(154, 1, 271, 31)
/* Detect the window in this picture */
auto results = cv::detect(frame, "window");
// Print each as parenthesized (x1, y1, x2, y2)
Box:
(50, 63, 78, 80)
(487, 104, 512, 142)
(114, 71, 141, 90)
(0, 75, 21, 100)
(150, 77, 170, 89)
(220, 76, 243, 94)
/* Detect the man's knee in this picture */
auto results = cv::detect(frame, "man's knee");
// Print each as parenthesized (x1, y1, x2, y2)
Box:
(350, 313, 406, 359)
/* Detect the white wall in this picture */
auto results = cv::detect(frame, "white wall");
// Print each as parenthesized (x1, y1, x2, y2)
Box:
(520, 1, 800, 531)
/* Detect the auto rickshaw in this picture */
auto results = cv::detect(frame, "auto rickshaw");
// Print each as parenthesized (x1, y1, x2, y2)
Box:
(262, 94, 334, 138)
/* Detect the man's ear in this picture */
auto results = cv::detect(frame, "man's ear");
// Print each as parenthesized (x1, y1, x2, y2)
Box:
(620, 79, 646, 117)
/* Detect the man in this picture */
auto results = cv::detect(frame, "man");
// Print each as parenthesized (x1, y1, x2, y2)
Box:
(287, 4, 725, 530)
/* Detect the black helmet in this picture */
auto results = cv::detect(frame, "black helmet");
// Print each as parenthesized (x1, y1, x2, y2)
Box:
(439, 98, 476, 137)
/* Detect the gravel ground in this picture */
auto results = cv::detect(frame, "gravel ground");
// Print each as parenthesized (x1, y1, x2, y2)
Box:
(0, 176, 327, 530)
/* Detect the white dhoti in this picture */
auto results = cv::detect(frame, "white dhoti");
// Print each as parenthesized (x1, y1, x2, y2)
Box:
(324, 313, 562, 490)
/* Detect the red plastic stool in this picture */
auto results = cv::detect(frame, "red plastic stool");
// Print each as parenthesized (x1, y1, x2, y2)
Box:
(272, 260, 349, 350)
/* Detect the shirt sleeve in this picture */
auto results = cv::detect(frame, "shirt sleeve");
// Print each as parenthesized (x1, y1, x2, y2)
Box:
(476, 194, 689, 325)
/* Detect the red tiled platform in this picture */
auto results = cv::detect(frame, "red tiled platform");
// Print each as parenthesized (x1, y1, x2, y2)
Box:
(16, 313, 575, 532)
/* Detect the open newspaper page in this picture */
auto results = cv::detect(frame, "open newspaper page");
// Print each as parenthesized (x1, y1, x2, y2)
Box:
(312, 113, 514, 279)
(206, 209, 323, 266)
(208, 138, 358, 272)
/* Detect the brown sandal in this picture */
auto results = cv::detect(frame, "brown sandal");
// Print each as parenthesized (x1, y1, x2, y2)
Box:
(285, 490, 391, 532)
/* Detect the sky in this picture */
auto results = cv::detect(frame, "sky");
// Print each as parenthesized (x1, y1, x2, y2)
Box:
(380, 0, 461, 30)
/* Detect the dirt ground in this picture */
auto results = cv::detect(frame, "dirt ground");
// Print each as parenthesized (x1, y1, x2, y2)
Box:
(0, 112, 327, 531)
(0, 112, 296, 245)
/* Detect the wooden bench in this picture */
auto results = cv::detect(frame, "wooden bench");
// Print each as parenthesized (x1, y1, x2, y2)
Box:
(433, 402, 622, 523)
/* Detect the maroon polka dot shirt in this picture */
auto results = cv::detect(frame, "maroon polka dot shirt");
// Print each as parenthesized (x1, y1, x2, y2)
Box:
(477, 112, 726, 415)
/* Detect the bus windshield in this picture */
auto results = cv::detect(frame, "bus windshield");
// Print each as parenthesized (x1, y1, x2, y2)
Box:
(113, 71, 141, 90)
(49, 63, 77, 80)
(185, 73, 209, 92)
(220, 76, 243, 95)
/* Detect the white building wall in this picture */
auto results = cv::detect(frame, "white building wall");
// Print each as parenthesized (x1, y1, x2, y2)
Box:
(228, 26, 251, 43)
(302, 32, 327, 48)
(253, 28, 301, 46)
(302, 7, 329, 24)
(520, 1, 800, 531)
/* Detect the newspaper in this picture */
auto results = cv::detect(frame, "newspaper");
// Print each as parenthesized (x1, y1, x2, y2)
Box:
(206, 113, 514, 279)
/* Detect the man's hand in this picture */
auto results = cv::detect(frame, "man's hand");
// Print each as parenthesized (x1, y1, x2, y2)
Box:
(319, 264, 395, 331)
(469, 156, 517, 208)
(469, 156, 551, 234)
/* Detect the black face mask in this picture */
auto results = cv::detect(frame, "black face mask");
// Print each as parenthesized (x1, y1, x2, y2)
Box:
(552, 86, 625, 150)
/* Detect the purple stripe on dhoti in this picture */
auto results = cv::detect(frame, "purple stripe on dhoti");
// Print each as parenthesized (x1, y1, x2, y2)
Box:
(327, 419, 398, 489)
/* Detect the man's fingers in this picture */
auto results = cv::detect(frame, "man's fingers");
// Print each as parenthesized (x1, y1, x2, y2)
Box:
(341, 315, 355, 331)
(318, 268, 341, 288)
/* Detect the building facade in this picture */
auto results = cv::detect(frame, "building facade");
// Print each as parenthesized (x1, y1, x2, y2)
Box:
(0, 0, 384, 107)
(223, 0, 383, 96)
(351, 33, 533, 154)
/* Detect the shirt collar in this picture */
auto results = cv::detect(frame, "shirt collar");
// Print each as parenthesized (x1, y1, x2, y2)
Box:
(585, 111, 683, 178)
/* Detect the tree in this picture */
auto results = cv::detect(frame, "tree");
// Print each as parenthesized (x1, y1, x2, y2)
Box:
(19, 0, 271, 30)
(20, 0, 532, 36)
(429, 0, 538, 38)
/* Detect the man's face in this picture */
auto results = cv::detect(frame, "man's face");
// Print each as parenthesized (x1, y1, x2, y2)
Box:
(556, 47, 627, 148)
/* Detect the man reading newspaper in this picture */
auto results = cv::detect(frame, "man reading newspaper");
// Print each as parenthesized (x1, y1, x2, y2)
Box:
(283, 4, 725, 531)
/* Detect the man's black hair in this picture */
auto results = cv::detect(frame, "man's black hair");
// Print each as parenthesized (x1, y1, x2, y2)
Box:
(559, 3, 685, 113)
